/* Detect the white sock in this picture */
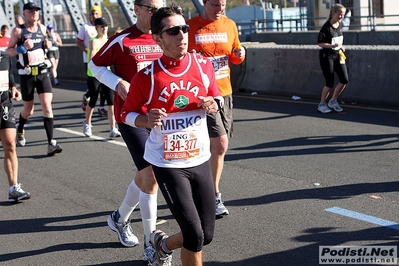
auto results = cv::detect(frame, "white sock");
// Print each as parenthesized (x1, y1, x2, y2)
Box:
(117, 180, 140, 223)
(139, 191, 157, 246)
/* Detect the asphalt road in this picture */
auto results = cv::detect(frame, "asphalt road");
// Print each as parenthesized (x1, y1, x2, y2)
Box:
(1, 79, 398, 266)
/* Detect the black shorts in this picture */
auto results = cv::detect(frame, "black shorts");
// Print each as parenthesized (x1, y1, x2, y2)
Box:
(47, 50, 60, 60)
(0, 91, 16, 129)
(20, 73, 52, 101)
(207, 94, 233, 138)
(118, 122, 151, 171)
(319, 51, 349, 88)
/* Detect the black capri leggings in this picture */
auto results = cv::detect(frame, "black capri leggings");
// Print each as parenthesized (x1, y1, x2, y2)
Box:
(152, 161, 216, 252)
(86, 76, 114, 108)
(319, 52, 349, 88)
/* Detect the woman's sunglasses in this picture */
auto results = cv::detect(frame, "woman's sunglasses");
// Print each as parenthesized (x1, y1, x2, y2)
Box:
(136, 4, 158, 13)
(158, 25, 190, 36)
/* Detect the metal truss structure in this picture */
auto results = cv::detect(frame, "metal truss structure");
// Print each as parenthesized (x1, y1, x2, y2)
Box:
(117, 0, 136, 26)
(62, 0, 86, 32)
(41, 0, 52, 28)
(89, 0, 101, 9)
(191, 0, 204, 13)
(0, 0, 203, 33)
(1, 0, 16, 28)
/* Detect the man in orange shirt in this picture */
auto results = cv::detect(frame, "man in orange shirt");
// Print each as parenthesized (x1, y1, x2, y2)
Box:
(187, 0, 245, 216)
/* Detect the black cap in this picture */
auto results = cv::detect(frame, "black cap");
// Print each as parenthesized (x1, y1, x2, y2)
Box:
(94, 17, 108, 26)
(23, 2, 41, 11)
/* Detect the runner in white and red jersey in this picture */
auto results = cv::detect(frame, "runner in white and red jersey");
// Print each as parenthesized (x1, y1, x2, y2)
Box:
(120, 5, 220, 266)
(121, 49, 220, 167)
(88, 0, 164, 262)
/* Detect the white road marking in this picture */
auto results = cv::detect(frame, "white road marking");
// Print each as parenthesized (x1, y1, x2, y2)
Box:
(56, 128, 127, 147)
(326, 207, 399, 231)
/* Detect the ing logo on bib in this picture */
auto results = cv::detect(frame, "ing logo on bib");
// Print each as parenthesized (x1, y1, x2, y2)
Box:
(174, 95, 189, 109)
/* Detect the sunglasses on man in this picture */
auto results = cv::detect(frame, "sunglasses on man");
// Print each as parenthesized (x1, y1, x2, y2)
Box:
(136, 4, 158, 13)
(157, 25, 190, 36)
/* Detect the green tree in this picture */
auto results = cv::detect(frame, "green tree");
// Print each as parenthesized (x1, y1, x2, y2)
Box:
(102, 0, 120, 12)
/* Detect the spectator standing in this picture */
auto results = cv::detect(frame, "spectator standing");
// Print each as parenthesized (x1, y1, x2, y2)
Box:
(0, 25, 10, 50)
(0, 50, 31, 202)
(88, 0, 163, 263)
(6, 2, 62, 156)
(121, 6, 220, 265)
(46, 24, 62, 86)
(75, 5, 107, 116)
(83, 17, 120, 138)
(187, 0, 246, 216)
(317, 3, 349, 113)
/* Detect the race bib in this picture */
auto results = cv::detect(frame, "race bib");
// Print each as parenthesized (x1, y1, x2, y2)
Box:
(0, 70, 9, 91)
(159, 110, 207, 161)
(27, 49, 45, 66)
(208, 55, 229, 80)
(137, 61, 152, 72)
(163, 130, 200, 160)
(332, 36, 344, 50)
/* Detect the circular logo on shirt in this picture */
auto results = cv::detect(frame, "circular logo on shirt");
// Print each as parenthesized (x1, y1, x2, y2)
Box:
(174, 95, 189, 109)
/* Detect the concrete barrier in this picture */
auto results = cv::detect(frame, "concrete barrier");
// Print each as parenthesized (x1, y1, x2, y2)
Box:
(55, 43, 399, 107)
(231, 43, 399, 106)
(57, 44, 87, 81)
(250, 31, 399, 45)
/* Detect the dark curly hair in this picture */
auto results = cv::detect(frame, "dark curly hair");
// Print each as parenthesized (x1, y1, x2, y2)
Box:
(150, 4, 184, 36)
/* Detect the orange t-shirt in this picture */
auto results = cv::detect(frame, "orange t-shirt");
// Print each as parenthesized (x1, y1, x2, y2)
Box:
(187, 15, 244, 96)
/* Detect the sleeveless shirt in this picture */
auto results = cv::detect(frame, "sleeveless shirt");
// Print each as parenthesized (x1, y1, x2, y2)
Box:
(17, 25, 47, 68)
(122, 53, 220, 168)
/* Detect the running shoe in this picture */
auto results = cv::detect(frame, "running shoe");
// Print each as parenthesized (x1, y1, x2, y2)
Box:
(328, 99, 344, 112)
(216, 192, 229, 216)
(149, 230, 172, 266)
(107, 210, 139, 247)
(318, 103, 332, 114)
(83, 121, 92, 137)
(98, 108, 108, 118)
(109, 127, 121, 138)
(143, 242, 156, 262)
(9, 183, 31, 202)
(16, 129, 26, 147)
(81, 94, 90, 112)
(47, 139, 63, 156)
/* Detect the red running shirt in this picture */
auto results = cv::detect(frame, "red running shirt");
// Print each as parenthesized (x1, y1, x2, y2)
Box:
(91, 25, 163, 123)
